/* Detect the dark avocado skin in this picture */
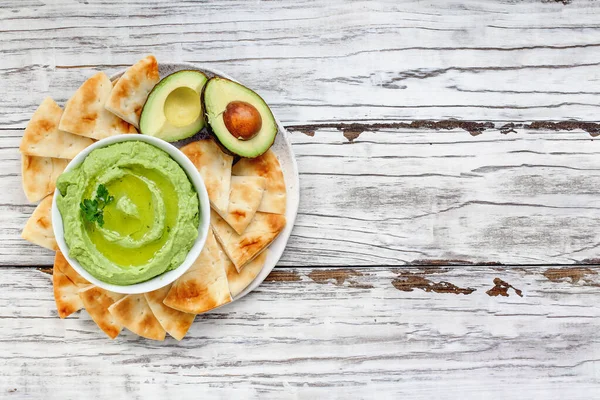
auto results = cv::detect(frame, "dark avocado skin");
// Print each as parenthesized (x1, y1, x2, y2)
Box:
(201, 77, 277, 159)
(199, 79, 234, 156)
(139, 70, 209, 138)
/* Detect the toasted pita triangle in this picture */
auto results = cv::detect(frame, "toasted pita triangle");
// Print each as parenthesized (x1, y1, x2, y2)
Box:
(164, 228, 232, 314)
(224, 245, 267, 297)
(108, 294, 166, 341)
(232, 149, 286, 215)
(181, 140, 233, 214)
(22, 194, 57, 250)
(59, 72, 137, 140)
(144, 284, 196, 341)
(218, 176, 266, 235)
(20, 97, 94, 159)
(79, 286, 125, 339)
(211, 209, 285, 271)
(53, 268, 84, 319)
(105, 55, 160, 128)
(21, 154, 68, 203)
(55, 250, 89, 286)
(53, 250, 90, 318)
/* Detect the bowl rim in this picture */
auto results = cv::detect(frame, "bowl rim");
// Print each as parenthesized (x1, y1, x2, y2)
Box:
(108, 62, 300, 309)
(51, 134, 211, 294)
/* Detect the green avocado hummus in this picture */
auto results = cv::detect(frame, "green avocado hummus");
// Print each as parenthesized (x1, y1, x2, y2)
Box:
(56, 141, 199, 285)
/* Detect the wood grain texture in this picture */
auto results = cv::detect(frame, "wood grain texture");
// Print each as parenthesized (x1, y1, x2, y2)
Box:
(4, 1, 600, 397)
(5, 127, 600, 266)
(2, 0, 600, 128)
(3, 0, 600, 267)
(287, 127, 600, 266)
(1, 266, 600, 399)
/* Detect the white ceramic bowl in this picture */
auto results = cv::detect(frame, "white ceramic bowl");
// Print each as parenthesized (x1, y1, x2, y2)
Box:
(52, 134, 211, 294)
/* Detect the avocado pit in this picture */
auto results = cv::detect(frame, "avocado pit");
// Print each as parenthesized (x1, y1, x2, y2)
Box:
(223, 101, 262, 140)
(204, 76, 278, 158)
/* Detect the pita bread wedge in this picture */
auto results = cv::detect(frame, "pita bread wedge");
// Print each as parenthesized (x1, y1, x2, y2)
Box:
(218, 176, 266, 235)
(105, 55, 160, 128)
(108, 294, 166, 341)
(144, 284, 196, 341)
(181, 140, 233, 214)
(224, 246, 267, 297)
(54, 250, 89, 287)
(232, 149, 286, 214)
(211, 209, 285, 271)
(53, 250, 90, 318)
(79, 286, 125, 339)
(22, 194, 57, 250)
(59, 72, 137, 140)
(21, 154, 68, 203)
(164, 229, 232, 314)
(20, 97, 94, 159)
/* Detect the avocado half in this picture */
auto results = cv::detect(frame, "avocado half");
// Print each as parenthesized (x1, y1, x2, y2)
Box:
(140, 70, 208, 142)
(203, 77, 277, 158)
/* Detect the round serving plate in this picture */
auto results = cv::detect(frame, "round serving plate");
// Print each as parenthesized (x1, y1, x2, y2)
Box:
(52, 134, 212, 295)
(108, 62, 300, 304)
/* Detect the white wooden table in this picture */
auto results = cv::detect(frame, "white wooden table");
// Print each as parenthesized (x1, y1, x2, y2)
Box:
(2, 1, 600, 398)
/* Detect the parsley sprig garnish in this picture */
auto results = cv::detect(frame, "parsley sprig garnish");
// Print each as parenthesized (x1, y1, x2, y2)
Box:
(80, 184, 114, 227)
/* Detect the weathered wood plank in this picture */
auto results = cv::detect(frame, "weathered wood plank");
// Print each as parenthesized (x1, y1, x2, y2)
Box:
(2, 0, 600, 128)
(5, 127, 600, 266)
(5, 1, 600, 398)
(287, 127, 600, 266)
(1, 266, 600, 398)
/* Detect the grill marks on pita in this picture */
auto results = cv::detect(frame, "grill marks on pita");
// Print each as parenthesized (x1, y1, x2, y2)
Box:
(59, 72, 137, 140)
(21, 57, 288, 341)
(108, 294, 166, 341)
(20, 97, 94, 159)
(105, 55, 160, 128)
(164, 229, 232, 314)
(21, 154, 68, 203)
(22, 194, 57, 250)
(211, 209, 285, 272)
(180, 139, 286, 281)
(224, 246, 268, 297)
(79, 286, 125, 339)
(53, 250, 90, 319)
(19, 97, 92, 205)
(181, 139, 233, 215)
(144, 284, 196, 341)
(232, 150, 286, 215)
(217, 175, 266, 235)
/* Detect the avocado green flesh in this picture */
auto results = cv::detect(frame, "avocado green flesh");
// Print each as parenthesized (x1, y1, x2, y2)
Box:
(140, 70, 208, 142)
(204, 77, 277, 158)
(85, 166, 179, 268)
